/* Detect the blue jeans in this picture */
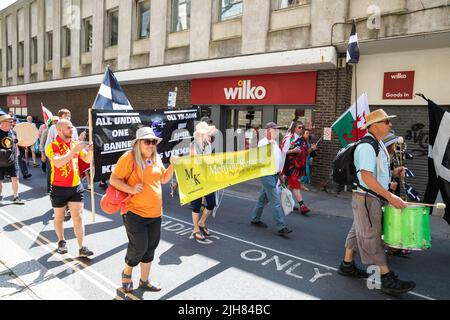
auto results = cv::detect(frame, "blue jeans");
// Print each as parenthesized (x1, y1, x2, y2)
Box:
(46, 162, 52, 193)
(250, 174, 286, 231)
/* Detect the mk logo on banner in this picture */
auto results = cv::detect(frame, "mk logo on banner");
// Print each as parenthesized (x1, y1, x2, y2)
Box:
(185, 168, 201, 185)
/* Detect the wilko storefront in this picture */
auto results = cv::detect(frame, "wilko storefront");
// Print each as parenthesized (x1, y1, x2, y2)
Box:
(192, 72, 318, 150)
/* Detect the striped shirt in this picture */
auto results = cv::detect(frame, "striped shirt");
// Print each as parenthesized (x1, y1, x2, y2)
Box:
(46, 136, 86, 187)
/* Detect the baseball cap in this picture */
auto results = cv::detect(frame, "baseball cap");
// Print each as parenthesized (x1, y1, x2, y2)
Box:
(265, 122, 281, 129)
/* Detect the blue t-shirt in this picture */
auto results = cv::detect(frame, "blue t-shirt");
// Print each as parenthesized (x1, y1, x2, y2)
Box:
(354, 133, 391, 190)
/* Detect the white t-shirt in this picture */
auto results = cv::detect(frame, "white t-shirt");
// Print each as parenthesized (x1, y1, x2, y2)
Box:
(258, 138, 286, 173)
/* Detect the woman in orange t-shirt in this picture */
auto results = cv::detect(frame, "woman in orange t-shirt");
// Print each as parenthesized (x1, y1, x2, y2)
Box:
(110, 127, 174, 293)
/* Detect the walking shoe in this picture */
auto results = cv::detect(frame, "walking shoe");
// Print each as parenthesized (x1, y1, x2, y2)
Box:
(381, 272, 416, 295)
(64, 208, 71, 222)
(337, 261, 369, 279)
(251, 220, 268, 228)
(300, 204, 310, 215)
(278, 227, 293, 237)
(23, 174, 32, 180)
(13, 197, 25, 205)
(0, 195, 3, 205)
(33, 163, 39, 168)
(79, 246, 94, 258)
(56, 240, 68, 254)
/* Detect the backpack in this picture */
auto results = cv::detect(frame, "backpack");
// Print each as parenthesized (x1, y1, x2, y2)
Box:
(332, 136, 380, 186)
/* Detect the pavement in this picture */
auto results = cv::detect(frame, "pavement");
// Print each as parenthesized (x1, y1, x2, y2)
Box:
(0, 166, 449, 300)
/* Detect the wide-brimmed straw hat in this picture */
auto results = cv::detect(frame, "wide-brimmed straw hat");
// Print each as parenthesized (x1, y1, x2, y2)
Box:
(361, 109, 397, 130)
(0, 114, 13, 123)
(195, 121, 212, 134)
(132, 127, 162, 146)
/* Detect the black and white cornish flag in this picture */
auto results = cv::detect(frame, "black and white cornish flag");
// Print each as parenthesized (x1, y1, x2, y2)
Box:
(423, 98, 450, 225)
(346, 21, 360, 64)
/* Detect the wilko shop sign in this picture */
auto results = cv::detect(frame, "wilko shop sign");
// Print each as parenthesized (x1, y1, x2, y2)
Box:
(192, 72, 317, 105)
(224, 80, 267, 100)
(383, 71, 415, 100)
(7, 94, 28, 107)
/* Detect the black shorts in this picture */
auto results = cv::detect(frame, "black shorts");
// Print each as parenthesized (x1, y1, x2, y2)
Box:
(50, 184, 85, 208)
(0, 165, 18, 180)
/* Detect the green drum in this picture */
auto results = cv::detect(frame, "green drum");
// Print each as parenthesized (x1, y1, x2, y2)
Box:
(383, 205, 431, 250)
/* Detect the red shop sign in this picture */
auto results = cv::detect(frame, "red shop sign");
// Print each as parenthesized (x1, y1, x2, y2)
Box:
(7, 94, 28, 107)
(383, 71, 415, 100)
(192, 72, 317, 105)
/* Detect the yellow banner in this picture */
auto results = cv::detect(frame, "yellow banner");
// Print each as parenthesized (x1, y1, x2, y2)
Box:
(173, 144, 277, 205)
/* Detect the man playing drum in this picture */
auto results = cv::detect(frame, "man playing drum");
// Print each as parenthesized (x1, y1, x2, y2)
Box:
(337, 109, 416, 295)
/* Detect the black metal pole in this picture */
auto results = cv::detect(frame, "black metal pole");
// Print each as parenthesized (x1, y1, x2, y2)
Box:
(354, 63, 358, 140)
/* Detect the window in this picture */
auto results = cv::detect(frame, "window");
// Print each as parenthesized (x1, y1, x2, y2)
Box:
(107, 9, 119, 46)
(7, 46, 12, 70)
(46, 31, 53, 61)
(137, 1, 150, 39)
(276, 0, 308, 10)
(18, 42, 24, 68)
(82, 18, 93, 52)
(276, 108, 313, 137)
(219, 0, 243, 21)
(62, 26, 71, 57)
(0, 49, 2, 72)
(172, 0, 190, 32)
(9, 107, 28, 117)
(31, 37, 38, 64)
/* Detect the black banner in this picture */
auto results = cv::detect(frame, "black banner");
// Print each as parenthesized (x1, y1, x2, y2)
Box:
(92, 108, 199, 182)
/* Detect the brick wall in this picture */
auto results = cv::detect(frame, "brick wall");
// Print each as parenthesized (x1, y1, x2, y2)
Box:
(0, 80, 192, 126)
(312, 65, 353, 187)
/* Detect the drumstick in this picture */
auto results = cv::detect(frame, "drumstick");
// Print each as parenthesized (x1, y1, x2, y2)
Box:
(406, 202, 446, 209)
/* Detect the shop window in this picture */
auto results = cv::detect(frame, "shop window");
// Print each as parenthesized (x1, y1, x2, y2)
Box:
(136, 0, 151, 39)
(172, 0, 190, 32)
(18, 42, 24, 68)
(0, 49, 2, 71)
(9, 107, 28, 117)
(275, 0, 309, 10)
(82, 17, 93, 53)
(219, 0, 243, 21)
(276, 108, 314, 137)
(31, 37, 38, 65)
(46, 31, 53, 61)
(107, 9, 119, 47)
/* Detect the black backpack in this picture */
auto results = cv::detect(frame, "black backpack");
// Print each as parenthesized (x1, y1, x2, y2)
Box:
(332, 136, 380, 186)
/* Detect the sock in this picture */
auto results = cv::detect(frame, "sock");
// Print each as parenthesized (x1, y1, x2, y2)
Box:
(299, 201, 304, 207)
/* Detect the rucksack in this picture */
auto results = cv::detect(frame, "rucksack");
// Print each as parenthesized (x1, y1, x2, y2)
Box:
(332, 136, 380, 186)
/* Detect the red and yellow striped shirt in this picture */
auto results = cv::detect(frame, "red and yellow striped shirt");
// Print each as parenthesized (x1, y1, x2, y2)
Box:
(46, 136, 87, 187)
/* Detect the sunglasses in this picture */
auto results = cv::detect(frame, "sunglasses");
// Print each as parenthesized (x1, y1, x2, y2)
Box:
(378, 119, 391, 125)
(142, 139, 158, 146)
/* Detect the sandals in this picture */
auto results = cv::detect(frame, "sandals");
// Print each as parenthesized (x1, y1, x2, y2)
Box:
(193, 231, 206, 241)
(199, 225, 210, 237)
(121, 271, 133, 293)
(139, 279, 162, 292)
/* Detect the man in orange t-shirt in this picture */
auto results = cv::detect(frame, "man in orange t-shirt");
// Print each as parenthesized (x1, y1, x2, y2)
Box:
(46, 119, 94, 257)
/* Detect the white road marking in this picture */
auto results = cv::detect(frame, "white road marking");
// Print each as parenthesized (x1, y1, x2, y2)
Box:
(0, 207, 139, 300)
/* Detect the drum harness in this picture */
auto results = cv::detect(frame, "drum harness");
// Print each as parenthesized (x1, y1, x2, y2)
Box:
(354, 141, 390, 228)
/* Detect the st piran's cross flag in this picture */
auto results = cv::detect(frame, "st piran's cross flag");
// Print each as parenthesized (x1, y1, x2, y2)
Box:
(423, 97, 450, 225)
(93, 66, 133, 110)
(346, 20, 360, 64)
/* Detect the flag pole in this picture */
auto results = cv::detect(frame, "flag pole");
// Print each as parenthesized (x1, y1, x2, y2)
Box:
(88, 108, 96, 223)
(354, 63, 358, 141)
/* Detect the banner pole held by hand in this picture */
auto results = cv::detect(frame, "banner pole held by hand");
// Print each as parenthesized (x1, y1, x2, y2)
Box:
(88, 108, 96, 223)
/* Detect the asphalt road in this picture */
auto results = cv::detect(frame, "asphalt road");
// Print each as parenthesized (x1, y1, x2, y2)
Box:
(0, 165, 449, 300)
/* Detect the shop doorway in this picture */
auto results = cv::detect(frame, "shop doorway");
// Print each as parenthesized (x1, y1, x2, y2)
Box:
(225, 107, 263, 151)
